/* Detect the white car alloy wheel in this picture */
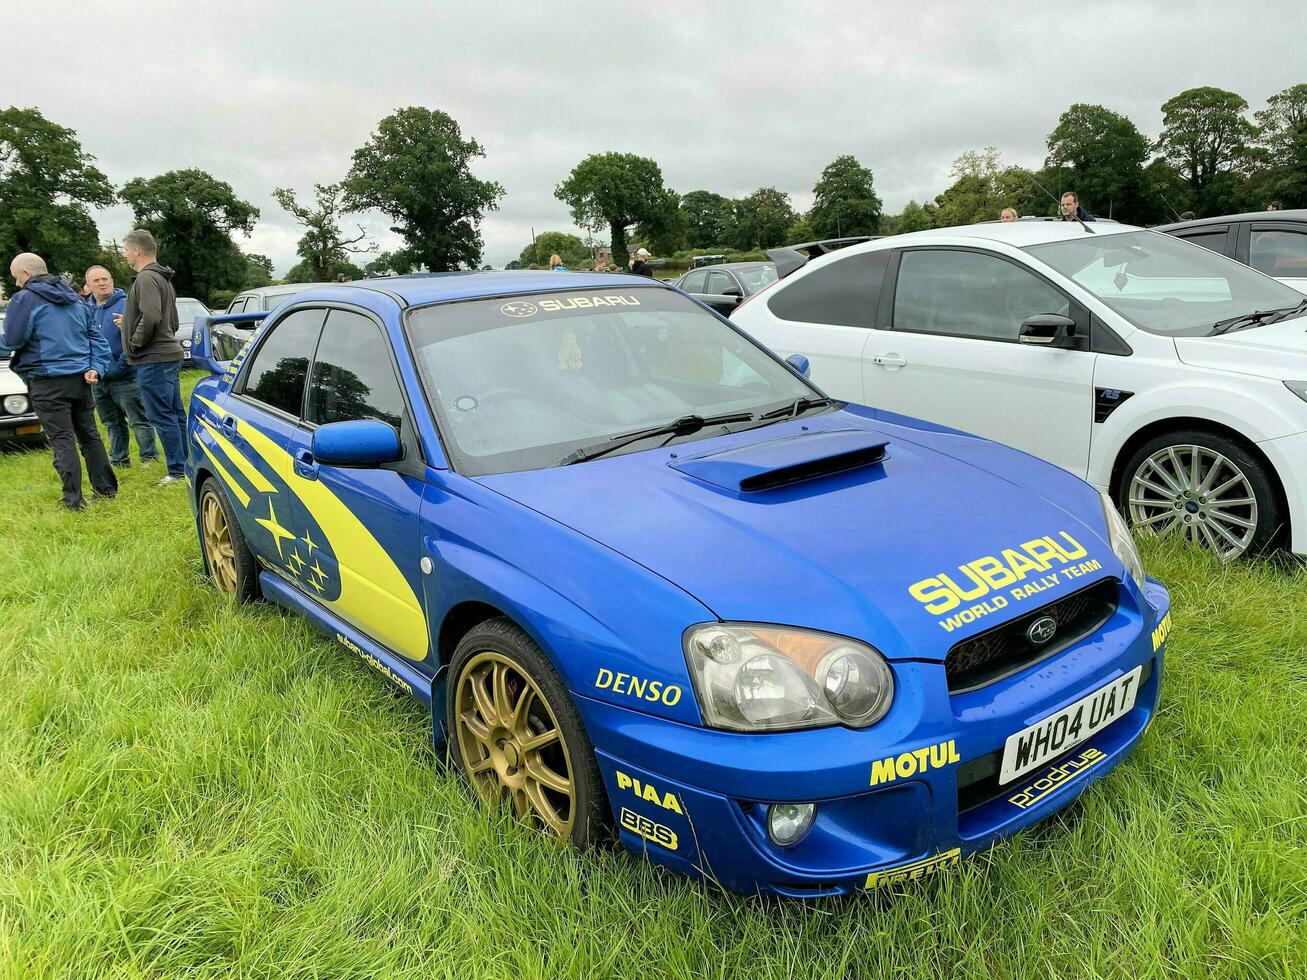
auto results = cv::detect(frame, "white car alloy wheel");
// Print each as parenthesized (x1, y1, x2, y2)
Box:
(1127, 444, 1258, 559)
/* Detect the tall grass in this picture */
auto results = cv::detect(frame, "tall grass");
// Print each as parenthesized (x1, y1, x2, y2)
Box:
(0, 383, 1303, 978)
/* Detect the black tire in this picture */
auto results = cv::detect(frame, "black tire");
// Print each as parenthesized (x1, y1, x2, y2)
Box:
(198, 477, 261, 601)
(447, 617, 608, 848)
(1118, 428, 1285, 558)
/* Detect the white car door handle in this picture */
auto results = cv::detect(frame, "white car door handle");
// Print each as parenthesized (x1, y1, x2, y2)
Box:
(871, 353, 907, 368)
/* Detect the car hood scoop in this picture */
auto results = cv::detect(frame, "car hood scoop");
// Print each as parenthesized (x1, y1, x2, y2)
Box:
(668, 429, 888, 493)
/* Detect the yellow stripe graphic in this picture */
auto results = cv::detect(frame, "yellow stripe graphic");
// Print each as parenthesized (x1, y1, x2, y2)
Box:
(195, 436, 251, 507)
(194, 400, 277, 494)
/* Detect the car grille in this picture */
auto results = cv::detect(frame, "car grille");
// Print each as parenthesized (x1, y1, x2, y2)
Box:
(945, 578, 1119, 694)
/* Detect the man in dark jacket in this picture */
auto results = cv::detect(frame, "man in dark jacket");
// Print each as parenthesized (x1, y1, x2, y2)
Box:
(4, 252, 117, 509)
(1059, 191, 1097, 223)
(85, 264, 158, 467)
(629, 247, 654, 277)
(118, 228, 186, 485)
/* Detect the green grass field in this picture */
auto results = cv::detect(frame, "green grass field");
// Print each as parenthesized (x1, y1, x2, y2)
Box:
(1, 379, 1304, 978)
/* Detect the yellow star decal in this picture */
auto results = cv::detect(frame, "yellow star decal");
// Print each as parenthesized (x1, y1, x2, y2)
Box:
(256, 499, 297, 559)
(310, 560, 325, 580)
(301, 528, 318, 556)
(290, 550, 305, 570)
(307, 576, 325, 594)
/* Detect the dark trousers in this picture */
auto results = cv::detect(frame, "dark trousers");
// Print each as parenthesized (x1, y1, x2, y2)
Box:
(93, 373, 159, 464)
(28, 374, 118, 508)
(136, 359, 187, 476)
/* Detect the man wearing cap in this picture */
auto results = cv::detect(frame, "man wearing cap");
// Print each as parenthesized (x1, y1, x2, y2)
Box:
(630, 248, 654, 277)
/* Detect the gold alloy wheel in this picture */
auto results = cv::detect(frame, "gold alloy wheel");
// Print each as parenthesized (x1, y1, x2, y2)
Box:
(201, 490, 238, 593)
(454, 651, 575, 840)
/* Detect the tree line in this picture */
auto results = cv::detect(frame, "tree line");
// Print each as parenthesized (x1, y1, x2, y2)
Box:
(2, 82, 1303, 302)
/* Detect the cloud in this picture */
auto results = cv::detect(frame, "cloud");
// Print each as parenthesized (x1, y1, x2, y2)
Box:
(4, 0, 1300, 272)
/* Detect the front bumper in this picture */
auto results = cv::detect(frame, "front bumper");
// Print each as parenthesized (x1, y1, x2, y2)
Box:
(579, 575, 1170, 897)
(0, 412, 43, 443)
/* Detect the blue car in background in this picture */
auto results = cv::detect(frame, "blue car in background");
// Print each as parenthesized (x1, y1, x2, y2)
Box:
(185, 272, 1170, 897)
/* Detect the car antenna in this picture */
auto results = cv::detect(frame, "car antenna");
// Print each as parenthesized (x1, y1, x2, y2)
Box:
(1156, 191, 1184, 223)
(1027, 172, 1095, 234)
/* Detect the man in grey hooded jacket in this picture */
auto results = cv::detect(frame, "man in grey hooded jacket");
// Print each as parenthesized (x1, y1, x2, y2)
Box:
(117, 228, 186, 485)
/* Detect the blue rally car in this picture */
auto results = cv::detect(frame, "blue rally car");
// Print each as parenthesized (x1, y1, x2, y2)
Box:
(185, 272, 1171, 897)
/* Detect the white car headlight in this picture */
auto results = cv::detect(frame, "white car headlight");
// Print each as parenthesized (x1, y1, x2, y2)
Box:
(1100, 490, 1145, 590)
(3, 394, 29, 415)
(683, 624, 894, 732)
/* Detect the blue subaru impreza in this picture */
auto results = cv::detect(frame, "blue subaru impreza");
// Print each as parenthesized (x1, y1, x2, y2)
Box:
(185, 272, 1170, 897)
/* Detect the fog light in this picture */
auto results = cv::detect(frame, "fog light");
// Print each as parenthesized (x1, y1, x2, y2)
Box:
(767, 802, 816, 847)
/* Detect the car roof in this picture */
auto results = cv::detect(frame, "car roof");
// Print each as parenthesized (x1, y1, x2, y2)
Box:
(851, 219, 1145, 252)
(1154, 208, 1307, 232)
(331, 271, 669, 308)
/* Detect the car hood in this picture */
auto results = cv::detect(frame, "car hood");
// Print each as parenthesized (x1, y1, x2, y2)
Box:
(478, 410, 1118, 661)
(0, 360, 24, 396)
(1174, 315, 1307, 379)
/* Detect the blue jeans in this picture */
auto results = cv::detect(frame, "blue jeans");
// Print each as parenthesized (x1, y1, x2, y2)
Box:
(136, 359, 188, 476)
(93, 373, 158, 464)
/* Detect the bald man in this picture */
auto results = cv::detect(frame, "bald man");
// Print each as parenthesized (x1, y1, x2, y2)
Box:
(4, 253, 117, 509)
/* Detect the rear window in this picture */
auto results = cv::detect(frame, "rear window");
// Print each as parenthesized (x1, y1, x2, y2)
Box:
(767, 249, 890, 327)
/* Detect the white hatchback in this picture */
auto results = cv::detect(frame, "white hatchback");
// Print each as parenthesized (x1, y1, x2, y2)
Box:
(732, 221, 1307, 559)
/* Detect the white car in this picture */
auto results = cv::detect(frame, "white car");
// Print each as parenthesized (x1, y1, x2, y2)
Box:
(1, 316, 43, 445)
(732, 221, 1307, 559)
(175, 297, 211, 364)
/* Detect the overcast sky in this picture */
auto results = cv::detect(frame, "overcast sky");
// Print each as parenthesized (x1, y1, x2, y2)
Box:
(4, 1, 1302, 275)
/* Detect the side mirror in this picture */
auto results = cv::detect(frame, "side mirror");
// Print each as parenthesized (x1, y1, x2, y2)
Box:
(312, 419, 401, 467)
(786, 353, 811, 378)
(1019, 313, 1077, 346)
(721, 285, 743, 298)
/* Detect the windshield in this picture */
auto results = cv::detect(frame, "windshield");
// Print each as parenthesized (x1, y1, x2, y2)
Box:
(407, 286, 820, 475)
(737, 265, 778, 294)
(1026, 230, 1307, 336)
(176, 299, 209, 322)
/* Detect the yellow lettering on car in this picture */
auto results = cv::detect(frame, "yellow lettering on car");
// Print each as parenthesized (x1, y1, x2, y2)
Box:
(864, 848, 961, 889)
(619, 808, 678, 850)
(1007, 747, 1106, 810)
(1151, 612, 1173, 652)
(615, 770, 685, 814)
(594, 668, 682, 706)
(869, 739, 961, 786)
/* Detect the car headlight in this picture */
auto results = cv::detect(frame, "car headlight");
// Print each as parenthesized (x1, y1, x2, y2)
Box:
(3, 394, 29, 415)
(683, 624, 894, 732)
(1284, 381, 1307, 404)
(182, 339, 192, 348)
(1100, 490, 1145, 590)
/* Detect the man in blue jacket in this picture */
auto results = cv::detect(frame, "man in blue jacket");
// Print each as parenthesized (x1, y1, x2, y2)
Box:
(85, 265, 158, 467)
(4, 252, 117, 509)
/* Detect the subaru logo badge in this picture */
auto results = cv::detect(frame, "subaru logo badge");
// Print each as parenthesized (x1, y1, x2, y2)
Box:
(1026, 615, 1057, 645)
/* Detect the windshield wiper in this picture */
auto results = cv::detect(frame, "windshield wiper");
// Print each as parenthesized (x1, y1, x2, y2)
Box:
(756, 395, 833, 420)
(1210, 299, 1307, 336)
(558, 411, 755, 466)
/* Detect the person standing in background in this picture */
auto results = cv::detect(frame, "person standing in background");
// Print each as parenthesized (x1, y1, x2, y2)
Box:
(4, 252, 117, 510)
(85, 265, 158, 468)
(116, 229, 186, 487)
(630, 248, 654, 277)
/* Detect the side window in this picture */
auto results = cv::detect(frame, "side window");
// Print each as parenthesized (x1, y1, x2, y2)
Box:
(1250, 227, 1307, 278)
(706, 271, 737, 294)
(767, 249, 891, 327)
(306, 309, 406, 429)
(1174, 228, 1229, 254)
(238, 308, 326, 417)
(893, 249, 1070, 342)
(681, 271, 707, 293)
(226, 297, 248, 314)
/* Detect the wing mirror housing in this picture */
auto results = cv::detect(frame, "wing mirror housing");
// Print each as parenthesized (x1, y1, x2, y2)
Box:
(1019, 313, 1078, 346)
(191, 316, 222, 374)
(721, 284, 743, 298)
(786, 353, 811, 378)
(312, 419, 401, 467)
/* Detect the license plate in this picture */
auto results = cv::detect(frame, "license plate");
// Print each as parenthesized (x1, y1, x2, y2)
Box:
(16, 424, 41, 435)
(1000, 666, 1143, 784)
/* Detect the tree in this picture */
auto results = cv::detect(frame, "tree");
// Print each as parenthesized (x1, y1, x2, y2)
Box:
(728, 187, 797, 250)
(120, 168, 259, 304)
(809, 155, 882, 239)
(786, 215, 815, 244)
(679, 190, 733, 248)
(1045, 104, 1157, 222)
(1156, 86, 1256, 214)
(285, 257, 362, 283)
(521, 230, 590, 268)
(1253, 83, 1307, 208)
(242, 253, 274, 288)
(0, 107, 114, 292)
(555, 152, 670, 268)
(885, 200, 935, 235)
(272, 182, 372, 281)
(344, 107, 503, 272)
(933, 148, 1043, 226)
(363, 251, 416, 277)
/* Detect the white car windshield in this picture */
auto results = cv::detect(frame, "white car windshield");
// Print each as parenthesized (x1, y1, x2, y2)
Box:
(407, 286, 821, 475)
(1026, 230, 1307, 337)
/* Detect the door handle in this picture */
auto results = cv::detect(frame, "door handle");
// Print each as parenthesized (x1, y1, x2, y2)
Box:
(870, 353, 908, 369)
(293, 448, 319, 480)
(220, 415, 238, 437)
